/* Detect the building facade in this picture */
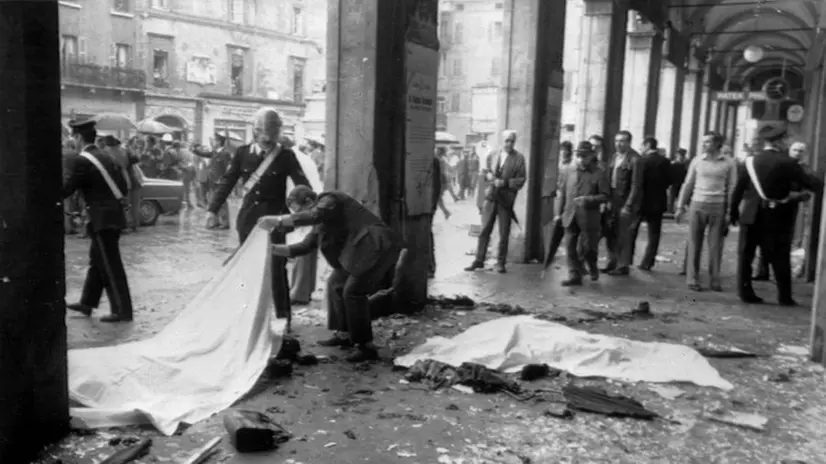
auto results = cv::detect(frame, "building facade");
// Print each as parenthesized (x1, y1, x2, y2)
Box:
(59, 0, 147, 132)
(437, 0, 505, 145)
(135, 0, 325, 143)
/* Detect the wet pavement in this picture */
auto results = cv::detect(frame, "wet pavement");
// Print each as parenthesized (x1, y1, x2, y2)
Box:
(54, 195, 826, 463)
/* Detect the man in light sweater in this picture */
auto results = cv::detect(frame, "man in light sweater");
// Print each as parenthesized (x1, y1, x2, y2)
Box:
(675, 131, 737, 292)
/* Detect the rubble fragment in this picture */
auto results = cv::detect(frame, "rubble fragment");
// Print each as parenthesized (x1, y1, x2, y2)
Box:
(519, 363, 563, 381)
(223, 409, 291, 453)
(428, 294, 476, 309)
(99, 438, 152, 464)
(482, 303, 528, 316)
(563, 385, 658, 420)
(704, 411, 768, 432)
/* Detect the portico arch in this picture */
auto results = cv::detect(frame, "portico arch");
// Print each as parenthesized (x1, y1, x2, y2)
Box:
(699, 9, 816, 50)
(154, 114, 188, 141)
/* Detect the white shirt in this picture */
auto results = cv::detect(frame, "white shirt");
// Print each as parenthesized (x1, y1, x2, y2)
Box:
(612, 152, 627, 188)
(498, 150, 509, 170)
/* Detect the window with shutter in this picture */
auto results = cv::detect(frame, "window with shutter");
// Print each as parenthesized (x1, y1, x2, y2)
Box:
(113, 0, 129, 13)
(454, 21, 463, 44)
(229, 0, 244, 23)
(450, 93, 460, 112)
(78, 37, 87, 64)
(452, 58, 463, 77)
(490, 57, 500, 77)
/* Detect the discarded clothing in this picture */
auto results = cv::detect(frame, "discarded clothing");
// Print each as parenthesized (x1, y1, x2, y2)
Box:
(404, 359, 522, 395)
(563, 385, 658, 420)
(428, 294, 476, 309)
(520, 363, 563, 381)
(482, 303, 528, 315)
(223, 409, 292, 453)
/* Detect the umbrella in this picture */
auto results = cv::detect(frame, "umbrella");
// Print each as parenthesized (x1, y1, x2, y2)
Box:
(136, 119, 178, 135)
(93, 112, 137, 131)
(435, 131, 460, 144)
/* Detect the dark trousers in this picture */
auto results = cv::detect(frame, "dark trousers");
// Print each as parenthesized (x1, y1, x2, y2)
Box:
(738, 217, 794, 302)
(565, 222, 599, 277)
(326, 249, 400, 344)
(475, 200, 513, 265)
(754, 246, 770, 278)
(543, 218, 565, 267)
(605, 206, 636, 269)
(429, 221, 436, 273)
(80, 229, 134, 320)
(239, 227, 291, 320)
(631, 212, 663, 269)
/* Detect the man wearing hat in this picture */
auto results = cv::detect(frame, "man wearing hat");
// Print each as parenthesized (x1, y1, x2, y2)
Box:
(730, 123, 822, 306)
(63, 118, 134, 322)
(554, 141, 610, 285)
(206, 108, 310, 325)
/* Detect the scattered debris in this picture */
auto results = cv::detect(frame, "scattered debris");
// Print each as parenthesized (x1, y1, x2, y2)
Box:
(695, 346, 764, 358)
(274, 337, 302, 361)
(344, 430, 357, 440)
(482, 303, 528, 316)
(99, 438, 152, 464)
(543, 403, 575, 420)
(777, 345, 809, 357)
(397, 451, 417, 458)
(266, 358, 294, 378)
(106, 436, 141, 447)
(223, 409, 292, 453)
(765, 369, 795, 383)
(519, 363, 563, 381)
(324, 442, 337, 448)
(181, 437, 222, 464)
(297, 354, 319, 366)
(648, 385, 686, 400)
(452, 385, 475, 394)
(428, 294, 476, 309)
(705, 411, 768, 432)
(563, 385, 658, 420)
(446, 403, 460, 410)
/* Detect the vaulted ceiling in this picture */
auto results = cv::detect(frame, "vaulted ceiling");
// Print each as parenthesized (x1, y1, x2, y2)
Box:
(667, 0, 821, 86)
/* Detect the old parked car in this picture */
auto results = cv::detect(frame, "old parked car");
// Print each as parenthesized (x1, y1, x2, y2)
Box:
(137, 168, 184, 226)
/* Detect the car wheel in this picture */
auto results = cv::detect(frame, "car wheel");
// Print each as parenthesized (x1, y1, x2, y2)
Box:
(140, 200, 161, 226)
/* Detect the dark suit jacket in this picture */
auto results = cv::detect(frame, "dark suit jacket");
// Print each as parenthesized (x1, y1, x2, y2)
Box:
(63, 144, 127, 232)
(481, 149, 527, 208)
(431, 155, 442, 214)
(607, 149, 643, 214)
(208, 143, 309, 241)
(194, 145, 234, 184)
(288, 191, 402, 277)
(669, 160, 689, 190)
(731, 149, 823, 227)
(555, 163, 609, 230)
(639, 151, 672, 215)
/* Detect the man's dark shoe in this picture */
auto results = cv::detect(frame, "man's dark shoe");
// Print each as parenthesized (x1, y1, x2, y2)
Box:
(495, 264, 507, 274)
(607, 267, 630, 276)
(600, 264, 617, 273)
(589, 268, 599, 282)
(67, 302, 93, 317)
(678, 270, 687, 276)
(778, 299, 798, 307)
(710, 284, 724, 292)
(561, 277, 583, 287)
(739, 294, 764, 304)
(100, 314, 129, 323)
(464, 261, 484, 272)
(688, 284, 703, 292)
(637, 264, 652, 272)
(346, 346, 379, 363)
(318, 336, 354, 348)
(753, 273, 770, 281)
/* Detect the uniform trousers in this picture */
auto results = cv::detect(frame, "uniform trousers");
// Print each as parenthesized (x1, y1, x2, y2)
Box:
(737, 209, 794, 302)
(80, 229, 134, 320)
(325, 248, 400, 345)
(290, 251, 318, 303)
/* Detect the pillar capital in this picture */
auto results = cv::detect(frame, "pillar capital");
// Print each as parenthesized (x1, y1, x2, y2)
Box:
(584, 0, 621, 16)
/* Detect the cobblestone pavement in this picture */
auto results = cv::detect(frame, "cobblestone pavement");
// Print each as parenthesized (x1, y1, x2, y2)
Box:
(52, 198, 826, 464)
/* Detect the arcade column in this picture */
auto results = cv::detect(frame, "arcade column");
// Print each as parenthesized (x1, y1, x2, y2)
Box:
(574, 0, 629, 145)
(681, 63, 705, 156)
(620, 27, 663, 141)
(496, 0, 567, 262)
(325, 0, 439, 309)
(668, 64, 686, 156)
(0, 2, 69, 462)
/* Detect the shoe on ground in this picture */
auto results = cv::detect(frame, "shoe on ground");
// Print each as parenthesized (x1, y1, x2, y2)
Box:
(710, 284, 724, 292)
(607, 267, 630, 276)
(495, 264, 507, 274)
(318, 336, 354, 348)
(739, 294, 764, 304)
(600, 265, 617, 273)
(637, 264, 652, 271)
(688, 284, 703, 292)
(464, 261, 484, 272)
(778, 299, 798, 307)
(589, 269, 599, 281)
(346, 346, 379, 363)
(100, 314, 130, 323)
(67, 302, 93, 317)
(561, 277, 583, 287)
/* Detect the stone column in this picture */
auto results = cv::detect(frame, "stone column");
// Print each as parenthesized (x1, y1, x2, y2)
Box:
(326, 0, 439, 310)
(498, 0, 567, 262)
(574, 0, 629, 145)
(0, 2, 69, 461)
(620, 27, 662, 141)
(668, 63, 686, 156)
(681, 65, 704, 154)
(655, 61, 676, 147)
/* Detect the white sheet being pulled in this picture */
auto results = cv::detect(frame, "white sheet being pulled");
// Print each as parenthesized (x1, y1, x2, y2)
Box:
(68, 227, 284, 435)
(394, 315, 733, 391)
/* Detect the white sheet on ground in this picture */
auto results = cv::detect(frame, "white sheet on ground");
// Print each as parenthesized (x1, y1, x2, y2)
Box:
(394, 315, 733, 391)
(68, 227, 285, 435)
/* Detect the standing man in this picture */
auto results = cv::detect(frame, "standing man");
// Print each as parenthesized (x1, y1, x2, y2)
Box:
(669, 148, 689, 213)
(555, 141, 610, 285)
(675, 131, 737, 292)
(633, 140, 672, 271)
(603, 130, 643, 276)
(206, 108, 310, 323)
(465, 130, 527, 274)
(194, 133, 234, 229)
(428, 152, 443, 278)
(467, 147, 480, 197)
(731, 127, 822, 305)
(543, 140, 574, 267)
(261, 186, 403, 362)
(456, 150, 470, 200)
(64, 119, 134, 323)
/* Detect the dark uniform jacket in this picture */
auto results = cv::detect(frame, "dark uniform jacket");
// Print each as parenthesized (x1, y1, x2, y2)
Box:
(607, 149, 643, 214)
(556, 163, 610, 229)
(63, 144, 127, 232)
(288, 191, 402, 277)
(194, 145, 234, 184)
(639, 150, 672, 215)
(731, 148, 822, 227)
(208, 143, 310, 240)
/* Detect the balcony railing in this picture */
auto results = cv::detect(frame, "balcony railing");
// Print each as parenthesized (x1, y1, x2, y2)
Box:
(61, 62, 146, 90)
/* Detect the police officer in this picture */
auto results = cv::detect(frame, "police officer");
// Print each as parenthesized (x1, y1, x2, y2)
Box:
(206, 108, 310, 325)
(64, 118, 135, 322)
(730, 124, 822, 306)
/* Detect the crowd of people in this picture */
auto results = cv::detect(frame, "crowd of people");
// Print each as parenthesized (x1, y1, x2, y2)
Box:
(449, 126, 821, 307)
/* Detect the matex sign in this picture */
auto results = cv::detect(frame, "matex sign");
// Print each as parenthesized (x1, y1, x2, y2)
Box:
(713, 91, 767, 101)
